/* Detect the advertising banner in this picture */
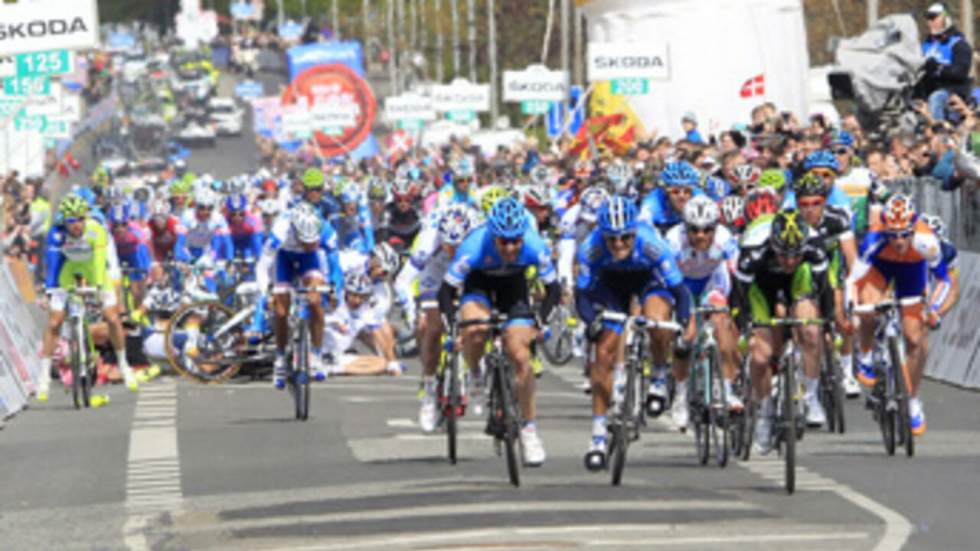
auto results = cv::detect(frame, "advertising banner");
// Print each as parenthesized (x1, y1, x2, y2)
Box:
(503, 65, 569, 103)
(385, 93, 436, 122)
(431, 78, 491, 113)
(0, 0, 100, 56)
(927, 251, 980, 389)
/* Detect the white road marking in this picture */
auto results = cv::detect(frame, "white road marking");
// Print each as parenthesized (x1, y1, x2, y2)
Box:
(122, 378, 182, 551)
(589, 531, 870, 546)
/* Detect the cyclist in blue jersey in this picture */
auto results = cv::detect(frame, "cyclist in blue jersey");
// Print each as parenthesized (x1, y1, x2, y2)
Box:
(436, 156, 480, 209)
(224, 193, 264, 265)
(638, 161, 703, 232)
(782, 150, 852, 213)
(437, 197, 562, 466)
(330, 183, 375, 254)
(575, 196, 694, 470)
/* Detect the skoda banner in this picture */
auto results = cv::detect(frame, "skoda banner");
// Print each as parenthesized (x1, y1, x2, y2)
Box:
(587, 42, 670, 81)
(0, 0, 100, 56)
(431, 78, 491, 113)
(502, 65, 568, 103)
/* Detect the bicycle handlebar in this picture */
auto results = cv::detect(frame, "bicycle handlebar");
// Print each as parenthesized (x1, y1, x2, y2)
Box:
(272, 286, 333, 296)
(599, 311, 682, 333)
(852, 296, 922, 314)
(751, 318, 827, 328)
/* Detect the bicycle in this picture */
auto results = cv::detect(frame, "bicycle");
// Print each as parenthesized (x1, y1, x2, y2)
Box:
(730, 351, 754, 461)
(273, 286, 331, 421)
(438, 311, 470, 466)
(455, 312, 528, 487)
(819, 328, 846, 434)
(592, 311, 681, 485)
(542, 301, 577, 366)
(854, 297, 917, 458)
(749, 317, 826, 495)
(688, 305, 732, 468)
(63, 281, 101, 409)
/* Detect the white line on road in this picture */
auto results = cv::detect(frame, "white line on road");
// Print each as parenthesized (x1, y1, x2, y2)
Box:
(122, 378, 182, 551)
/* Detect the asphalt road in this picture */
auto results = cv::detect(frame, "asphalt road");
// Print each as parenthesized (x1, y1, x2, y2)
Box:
(4, 66, 979, 551)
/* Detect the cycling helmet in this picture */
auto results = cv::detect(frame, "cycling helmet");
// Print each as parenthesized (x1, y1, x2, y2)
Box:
(758, 168, 787, 192)
(344, 271, 373, 295)
(770, 210, 808, 255)
(831, 130, 854, 149)
(732, 164, 761, 189)
(373, 242, 400, 274)
(59, 195, 89, 219)
(743, 188, 779, 222)
(290, 204, 322, 243)
(794, 171, 829, 198)
(803, 150, 840, 172)
(921, 213, 948, 240)
(195, 188, 219, 209)
(598, 195, 638, 236)
(392, 178, 419, 201)
(73, 186, 97, 207)
(438, 204, 477, 245)
(171, 176, 193, 196)
(481, 185, 509, 215)
(880, 193, 917, 232)
(683, 195, 720, 228)
(522, 186, 550, 210)
(452, 157, 475, 179)
(225, 193, 249, 213)
(107, 203, 131, 226)
(302, 168, 325, 190)
(579, 186, 609, 223)
(604, 161, 631, 193)
(149, 198, 171, 219)
(367, 178, 387, 201)
(487, 197, 528, 239)
(660, 161, 701, 188)
(720, 195, 745, 227)
(339, 183, 360, 205)
(257, 198, 280, 217)
(104, 185, 126, 205)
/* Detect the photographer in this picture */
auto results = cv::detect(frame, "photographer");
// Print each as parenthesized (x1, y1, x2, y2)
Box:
(919, 3, 974, 121)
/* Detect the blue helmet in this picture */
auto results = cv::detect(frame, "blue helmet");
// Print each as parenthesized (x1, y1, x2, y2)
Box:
(804, 150, 839, 172)
(598, 195, 637, 236)
(831, 130, 854, 149)
(660, 161, 700, 188)
(72, 185, 97, 207)
(487, 197, 528, 239)
(107, 202, 131, 225)
(225, 193, 249, 213)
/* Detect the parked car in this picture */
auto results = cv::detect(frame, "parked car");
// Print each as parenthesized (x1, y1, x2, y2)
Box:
(207, 97, 244, 136)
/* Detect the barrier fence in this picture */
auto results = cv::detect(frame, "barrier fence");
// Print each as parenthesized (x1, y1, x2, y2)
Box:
(0, 260, 43, 420)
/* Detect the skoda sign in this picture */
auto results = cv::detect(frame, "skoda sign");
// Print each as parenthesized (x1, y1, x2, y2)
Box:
(0, 0, 100, 56)
(385, 93, 436, 122)
(502, 65, 568, 103)
(587, 42, 670, 81)
(431, 78, 491, 113)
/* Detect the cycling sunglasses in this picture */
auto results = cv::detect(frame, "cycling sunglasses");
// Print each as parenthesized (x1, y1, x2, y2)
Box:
(668, 187, 693, 196)
(810, 168, 837, 180)
(886, 229, 914, 240)
(64, 217, 83, 225)
(605, 232, 636, 243)
(496, 236, 523, 246)
(833, 147, 850, 156)
(797, 197, 826, 208)
(686, 224, 716, 235)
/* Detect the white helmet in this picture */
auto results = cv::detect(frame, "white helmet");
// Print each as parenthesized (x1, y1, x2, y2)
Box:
(372, 242, 400, 274)
(148, 198, 171, 219)
(720, 195, 745, 226)
(257, 198, 280, 217)
(579, 187, 609, 223)
(290, 203, 322, 243)
(195, 188, 219, 208)
(438, 204, 477, 245)
(344, 271, 373, 295)
(683, 195, 720, 228)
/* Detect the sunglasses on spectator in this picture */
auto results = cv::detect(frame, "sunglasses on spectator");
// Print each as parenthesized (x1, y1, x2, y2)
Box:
(605, 232, 636, 243)
(797, 197, 826, 208)
(686, 224, 716, 235)
(495, 236, 523, 246)
(886, 229, 913, 240)
(834, 148, 850, 155)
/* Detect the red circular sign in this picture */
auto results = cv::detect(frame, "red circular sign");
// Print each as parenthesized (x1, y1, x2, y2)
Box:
(281, 63, 376, 158)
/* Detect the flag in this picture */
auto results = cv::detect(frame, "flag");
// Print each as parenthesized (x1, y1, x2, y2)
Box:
(740, 74, 765, 98)
(386, 130, 413, 162)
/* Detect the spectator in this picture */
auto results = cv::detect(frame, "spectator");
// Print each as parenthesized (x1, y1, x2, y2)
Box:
(919, 2, 974, 121)
(681, 112, 704, 144)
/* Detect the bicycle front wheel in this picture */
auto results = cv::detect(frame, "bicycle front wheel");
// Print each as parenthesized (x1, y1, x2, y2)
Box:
(708, 346, 728, 468)
(690, 360, 709, 466)
(889, 337, 914, 458)
(446, 352, 460, 465)
(490, 355, 521, 487)
(781, 358, 797, 495)
(70, 320, 83, 410)
(293, 324, 310, 421)
(165, 301, 244, 384)
(542, 308, 574, 366)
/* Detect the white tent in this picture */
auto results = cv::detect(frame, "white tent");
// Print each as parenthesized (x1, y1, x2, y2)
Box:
(579, 0, 810, 139)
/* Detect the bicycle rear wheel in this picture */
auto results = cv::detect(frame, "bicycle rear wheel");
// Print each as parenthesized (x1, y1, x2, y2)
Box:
(708, 346, 729, 468)
(781, 358, 797, 495)
(881, 339, 900, 456)
(832, 357, 846, 434)
(542, 308, 574, 366)
(691, 362, 709, 466)
(165, 301, 244, 383)
(446, 353, 460, 465)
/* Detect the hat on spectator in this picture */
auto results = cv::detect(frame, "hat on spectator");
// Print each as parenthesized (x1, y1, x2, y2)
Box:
(925, 3, 947, 17)
(682, 111, 698, 125)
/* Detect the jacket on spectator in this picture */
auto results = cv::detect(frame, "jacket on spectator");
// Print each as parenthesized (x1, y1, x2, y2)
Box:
(921, 26, 974, 100)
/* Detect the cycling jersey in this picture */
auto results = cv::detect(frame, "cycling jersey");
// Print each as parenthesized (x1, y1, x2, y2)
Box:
(853, 218, 950, 308)
(664, 223, 738, 303)
(45, 218, 111, 290)
(149, 216, 185, 262)
(176, 210, 233, 263)
(556, 203, 597, 287)
(638, 187, 703, 232)
(381, 204, 421, 251)
(111, 221, 152, 281)
(435, 183, 479, 210)
(226, 212, 264, 260)
(256, 214, 344, 295)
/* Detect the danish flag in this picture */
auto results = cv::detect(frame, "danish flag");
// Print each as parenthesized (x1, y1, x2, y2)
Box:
(740, 74, 765, 98)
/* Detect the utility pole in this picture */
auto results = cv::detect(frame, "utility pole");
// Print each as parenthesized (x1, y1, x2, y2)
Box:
(277, 0, 284, 27)
(467, 0, 477, 82)
(332, 0, 339, 39)
(363, 0, 370, 45)
(487, 0, 498, 124)
(573, 3, 583, 85)
(387, 0, 398, 94)
(434, 0, 445, 82)
(866, 0, 878, 28)
(962, 0, 974, 52)
(450, 0, 460, 77)
(560, 0, 570, 117)
(409, 0, 418, 50)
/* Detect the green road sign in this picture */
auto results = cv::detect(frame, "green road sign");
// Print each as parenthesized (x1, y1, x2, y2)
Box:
(611, 78, 649, 96)
(16, 50, 71, 77)
(447, 110, 475, 122)
(293, 129, 312, 139)
(3, 76, 50, 96)
(398, 119, 424, 131)
(321, 126, 344, 136)
(14, 114, 47, 132)
(521, 100, 551, 115)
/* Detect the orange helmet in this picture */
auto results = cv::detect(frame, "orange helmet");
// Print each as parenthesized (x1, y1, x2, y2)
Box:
(881, 193, 917, 232)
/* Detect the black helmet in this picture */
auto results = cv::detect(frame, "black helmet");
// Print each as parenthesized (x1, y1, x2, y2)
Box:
(769, 209, 808, 255)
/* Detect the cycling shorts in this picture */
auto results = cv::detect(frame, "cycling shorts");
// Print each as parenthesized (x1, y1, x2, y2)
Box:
(275, 249, 325, 286)
(856, 258, 926, 299)
(585, 269, 673, 335)
(460, 270, 533, 328)
(747, 263, 815, 324)
(48, 287, 117, 312)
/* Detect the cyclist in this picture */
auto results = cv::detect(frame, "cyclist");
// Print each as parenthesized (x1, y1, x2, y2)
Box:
(169, 174, 194, 219)
(794, 172, 862, 399)
(107, 203, 153, 310)
(638, 160, 703, 233)
(224, 192, 264, 265)
(557, 187, 608, 291)
(791, 151, 853, 214)
(362, 243, 406, 376)
(741, 187, 781, 233)
(522, 185, 555, 238)
(730, 164, 761, 196)
(39, 196, 139, 401)
(299, 167, 341, 219)
(383, 178, 423, 252)
(438, 197, 562, 466)
(733, 210, 835, 454)
(664, 195, 741, 429)
(330, 183, 375, 254)
(921, 214, 960, 318)
(176, 188, 233, 292)
(576, 195, 693, 469)
(256, 203, 344, 387)
(396, 204, 479, 432)
(720, 195, 746, 234)
(322, 272, 403, 376)
(437, 157, 480, 209)
(851, 194, 950, 436)
(757, 168, 790, 207)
